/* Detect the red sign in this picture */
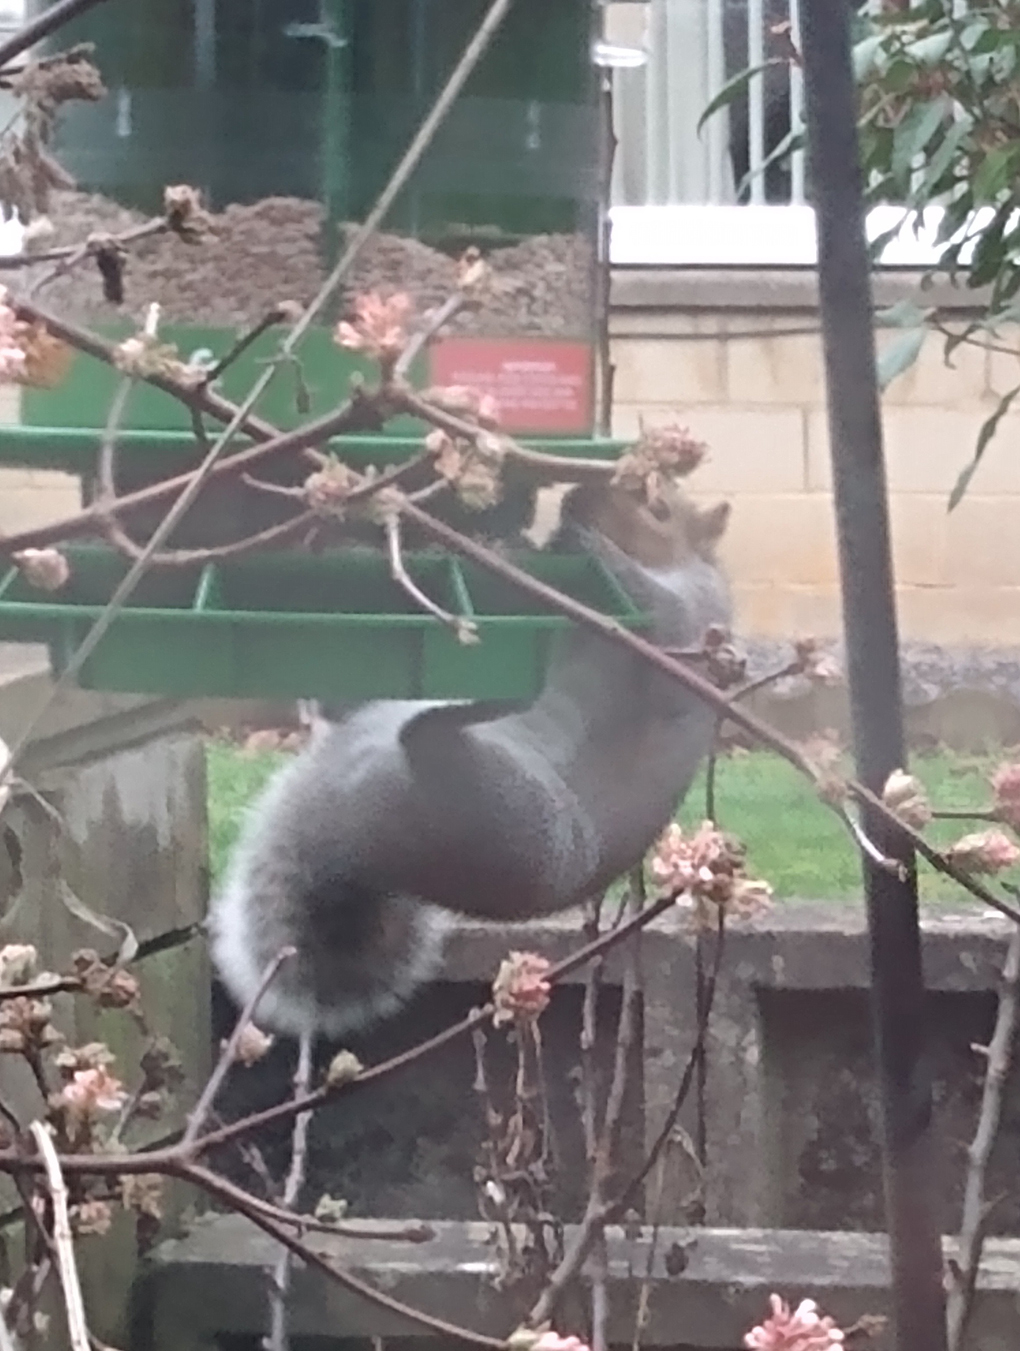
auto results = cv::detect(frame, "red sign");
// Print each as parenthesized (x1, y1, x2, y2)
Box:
(427, 337, 594, 436)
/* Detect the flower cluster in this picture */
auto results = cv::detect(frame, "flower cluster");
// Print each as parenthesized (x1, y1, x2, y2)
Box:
(507, 1327, 590, 1351)
(231, 1022, 275, 1067)
(303, 457, 360, 516)
(56, 1065, 127, 1121)
(0, 944, 39, 989)
(650, 821, 772, 921)
(163, 183, 211, 242)
(492, 951, 553, 1027)
(744, 1295, 844, 1349)
(11, 547, 70, 592)
(612, 422, 707, 504)
(0, 995, 59, 1054)
(335, 291, 413, 364)
(422, 384, 501, 428)
(881, 769, 932, 831)
(425, 427, 504, 511)
(945, 829, 1020, 875)
(72, 948, 141, 1010)
(992, 762, 1020, 831)
(792, 638, 842, 687)
(0, 287, 27, 381)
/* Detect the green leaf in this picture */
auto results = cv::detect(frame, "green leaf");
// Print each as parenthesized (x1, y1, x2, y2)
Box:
(867, 219, 909, 265)
(875, 299, 930, 328)
(968, 203, 1011, 288)
(853, 33, 887, 81)
(892, 98, 949, 180)
(877, 326, 926, 390)
(906, 30, 953, 64)
(697, 60, 785, 135)
(972, 143, 1020, 204)
(948, 384, 1020, 510)
(734, 125, 805, 198)
(909, 117, 972, 206)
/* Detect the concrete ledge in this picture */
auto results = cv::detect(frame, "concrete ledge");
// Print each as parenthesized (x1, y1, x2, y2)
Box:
(611, 267, 990, 313)
(139, 1215, 1020, 1350)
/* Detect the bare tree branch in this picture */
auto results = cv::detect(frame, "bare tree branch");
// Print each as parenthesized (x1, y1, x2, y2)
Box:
(266, 1033, 314, 1351)
(947, 925, 1020, 1351)
(28, 1123, 89, 1351)
(183, 948, 295, 1148)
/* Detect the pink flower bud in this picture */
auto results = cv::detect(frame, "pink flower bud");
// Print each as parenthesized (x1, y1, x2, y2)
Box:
(13, 548, 70, 592)
(744, 1294, 844, 1349)
(882, 769, 932, 830)
(946, 829, 1020, 875)
(492, 951, 552, 1026)
(991, 762, 1020, 831)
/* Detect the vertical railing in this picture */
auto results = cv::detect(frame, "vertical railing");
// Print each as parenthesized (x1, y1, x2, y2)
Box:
(788, 0, 806, 203)
(609, 0, 815, 209)
(746, 0, 766, 204)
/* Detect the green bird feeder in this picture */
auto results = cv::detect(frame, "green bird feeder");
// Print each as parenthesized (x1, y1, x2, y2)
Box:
(0, 0, 631, 702)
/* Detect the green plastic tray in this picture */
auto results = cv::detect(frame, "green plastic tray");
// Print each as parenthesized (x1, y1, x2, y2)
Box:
(0, 546, 649, 702)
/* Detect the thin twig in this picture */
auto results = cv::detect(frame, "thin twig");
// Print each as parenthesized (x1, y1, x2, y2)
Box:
(0, 894, 682, 1179)
(394, 292, 468, 379)
(0, 0, 112, 68)
(385, 512, 478, 643)
(396, 386, 616, 480)
(947, 925, 1020, 1351)
(27, 1124, 88, 1351)
(530, 889, 644, 1327)
(178, 1163, 505, 1350)
(182, 948, 295, 1149)
(202, 307, 294, 386)
(932, 809, 1000, 823)
(615, 912, 726, 1215)
(266, 1033, 314, 1351)
(221, 1188, 434, 1243)
(28, 218, 169, 299)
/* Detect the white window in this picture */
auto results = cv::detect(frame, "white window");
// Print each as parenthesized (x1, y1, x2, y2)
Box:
(604, 0, 950, 268)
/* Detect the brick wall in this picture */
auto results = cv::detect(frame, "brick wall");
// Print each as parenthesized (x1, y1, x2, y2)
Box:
(612, 270, 1020, 644)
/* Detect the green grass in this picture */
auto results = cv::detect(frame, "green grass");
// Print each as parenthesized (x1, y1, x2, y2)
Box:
(206, 739, 289, 886)
(206, 738, 1013, 906)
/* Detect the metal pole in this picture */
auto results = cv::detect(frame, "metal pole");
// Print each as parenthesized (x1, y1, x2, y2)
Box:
(798, 4, 948, 1350)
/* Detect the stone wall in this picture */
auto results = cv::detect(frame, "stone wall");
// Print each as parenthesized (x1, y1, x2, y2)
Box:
(613, 269, 1020, 645)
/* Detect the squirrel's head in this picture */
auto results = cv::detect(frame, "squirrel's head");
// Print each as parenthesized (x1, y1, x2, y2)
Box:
(560, 479, 730, 570)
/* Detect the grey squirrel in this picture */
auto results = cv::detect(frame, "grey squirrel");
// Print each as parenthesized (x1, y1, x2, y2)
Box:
(210, 480, 732, 1039)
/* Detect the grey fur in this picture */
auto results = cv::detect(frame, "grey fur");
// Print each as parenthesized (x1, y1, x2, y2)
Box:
(210, 509, 732, 1038)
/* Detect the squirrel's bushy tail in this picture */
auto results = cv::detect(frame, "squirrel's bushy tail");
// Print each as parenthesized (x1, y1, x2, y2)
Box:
(209, 753, 451, 1039)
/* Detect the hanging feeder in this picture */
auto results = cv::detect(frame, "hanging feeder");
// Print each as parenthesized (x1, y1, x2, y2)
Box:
(0, 0, 618, 702)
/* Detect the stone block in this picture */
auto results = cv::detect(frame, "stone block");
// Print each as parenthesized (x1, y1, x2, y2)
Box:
(140, 1213, 1020, 1351)
(725, 318, 826, 406)
(731, 581, 843, 639)
(888, 493, 949, 587)
(897, 584, 1020, 644)
(807, 407, 1020, 495)
(944, 494, 1020, 588)
(612, 328, 727, 404)
(716, 493, 839, 587)
(0, 468, 80, 532)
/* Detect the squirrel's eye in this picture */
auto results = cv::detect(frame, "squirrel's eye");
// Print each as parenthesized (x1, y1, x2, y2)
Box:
(648, 499, 671, 522)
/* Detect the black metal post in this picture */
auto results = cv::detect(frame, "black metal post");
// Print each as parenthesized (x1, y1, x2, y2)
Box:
(799, 4, 948, 1349)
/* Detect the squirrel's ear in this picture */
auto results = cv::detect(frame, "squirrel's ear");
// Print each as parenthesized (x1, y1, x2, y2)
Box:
(693, 500, 730, 547)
